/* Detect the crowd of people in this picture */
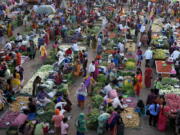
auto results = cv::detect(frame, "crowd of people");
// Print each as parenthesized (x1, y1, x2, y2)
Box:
(0, 0, 179, 135)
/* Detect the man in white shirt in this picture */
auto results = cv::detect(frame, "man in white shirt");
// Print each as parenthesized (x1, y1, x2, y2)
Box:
(117, 42, 124, 52)
(102, 83, 112, 95)
(144, 47, 153, 66)
(72, 42, 79, 52)
(88, 61, 95, 74)
(171, 49, 180, 61)
(140, 24, 146, 33)
(112, 96, 124, 109)
(4, 41, 12, 50)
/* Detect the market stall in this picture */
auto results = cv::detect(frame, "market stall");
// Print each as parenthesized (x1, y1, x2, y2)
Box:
(155, 60, 176, 77)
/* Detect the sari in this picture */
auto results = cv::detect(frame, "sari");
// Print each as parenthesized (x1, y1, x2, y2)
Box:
(7, 23, 13, 37)
(157, 106, 170, 131)
(40, 45, 47, 61)
(84, 75, 95, 95)
(44, 33, 50, 46)
(144, 67, 153, 88)
(93, 60, 99, 80)
(134, 74, 143, 96)
(16, 53, 21, 66)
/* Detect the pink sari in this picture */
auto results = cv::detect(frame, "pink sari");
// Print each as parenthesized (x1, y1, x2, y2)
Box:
(93, 61, 99, 80)
(157, 106, 170, 131)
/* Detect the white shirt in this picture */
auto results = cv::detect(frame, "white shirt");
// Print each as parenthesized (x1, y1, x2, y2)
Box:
(140, 25, 146, 33)
(88, 63, 95, 73)
(171, 50, 180, 60)
(4, 42, 12, 50)
(118, 24, 123, 30)
(16, 35, 23, 41)
(144, 49, 153, 60)
(72, 43, 79, 51)
(117, 42, 124, 52)
(112, 97, 123, 108)
(103, 84, 112, 95)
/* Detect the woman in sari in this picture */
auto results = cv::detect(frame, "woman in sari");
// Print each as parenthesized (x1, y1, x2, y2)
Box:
(157, 101, 170, 131)
(134, 70, 143, 97)
(107, 111, 118, 135)
(76, 113, 87, 135)
(44, 32, 50, 46)
(74, 60, 82, 77)
(7, 23, 13, 37)
(93, 59, 99, 80)
(76, 83, 87, 109)
(11, 72, 21, 93)
(39, 45, 47, 62)
(15, 51, 21, 66)
(144, 64, 153, 88)
(91, 35, 97, 50)
(84, 73, 95, 96)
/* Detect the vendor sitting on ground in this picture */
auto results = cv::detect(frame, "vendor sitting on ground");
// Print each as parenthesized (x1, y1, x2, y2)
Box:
(37, 87, 51, 106)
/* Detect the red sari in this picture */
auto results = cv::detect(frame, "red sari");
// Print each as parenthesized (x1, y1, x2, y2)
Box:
(134, 74, 143, 96)
(157, 106, 170, 131)
(144, 67, 153, 88)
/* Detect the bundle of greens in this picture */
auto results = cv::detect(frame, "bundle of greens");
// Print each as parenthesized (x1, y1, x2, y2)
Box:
(87, 108, 100, 130)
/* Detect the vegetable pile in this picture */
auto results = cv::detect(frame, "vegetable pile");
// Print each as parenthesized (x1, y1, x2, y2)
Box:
(154, 78, 180, 95)
(121, 107, 140, 128)
(21, 65, 53, 94)
(165, 94, 180, 113)
(125, 59, 136, 70)
(87, 108, 100, 130)
(10, 96, 29, 112)
(153, 49, 169, 60)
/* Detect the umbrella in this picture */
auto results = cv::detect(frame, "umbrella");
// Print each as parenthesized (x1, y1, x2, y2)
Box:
(36, 5, 56, 15)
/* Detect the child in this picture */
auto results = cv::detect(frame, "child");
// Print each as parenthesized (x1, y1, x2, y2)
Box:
(61, 117, 69, 135)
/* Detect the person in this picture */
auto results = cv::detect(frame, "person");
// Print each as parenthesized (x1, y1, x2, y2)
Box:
(15, 51, 22, 66)
(157, 101, 170, 131)
(117, 42, 124, 53)
(54, 71, 63, 85)
(53, 41, 59, 52)
(146, 89, 157, 106)
(115, 109, 124, 135)
(136, 47, 143, 66)
(112, 95, 124, 110)
(144, 47, 153, 66)
(40, 44, 47, 62)
(72, 42, 79, 54)
(97, 112, 110, 135)
(84, 73, 95, 95)
(144, 64, 153, 88)
(76, 83, 87, 109)
(34, 122, 45, 135)
(76, 113, 87, 135)
(88, 61, 95, 74)
(135, 100, 145, 116)
(82, 56, 88, 77)
(74, 60, 82, 76)
(37, 88, 51, 105)
(171, 49, 180, 61)
(32, 76, 42, 97)
(28, 40, 36, 60)
(61, 117, 69, 135)
(134, 69, 143, 97)
(15, 65, 24, 82)
(28, 97, 36, 113)
(52, 109, 64, 135)
(93, 59, 99, 80)
(102, 82, 112, 95)
(11, 72, 21, 93)
(107, 111, 118, 135)
(7, 22, 13, 37)
(148, 101, 160, 126)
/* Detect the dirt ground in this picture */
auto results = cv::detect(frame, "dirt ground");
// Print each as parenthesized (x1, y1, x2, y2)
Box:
(0, 6, 175, 135)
